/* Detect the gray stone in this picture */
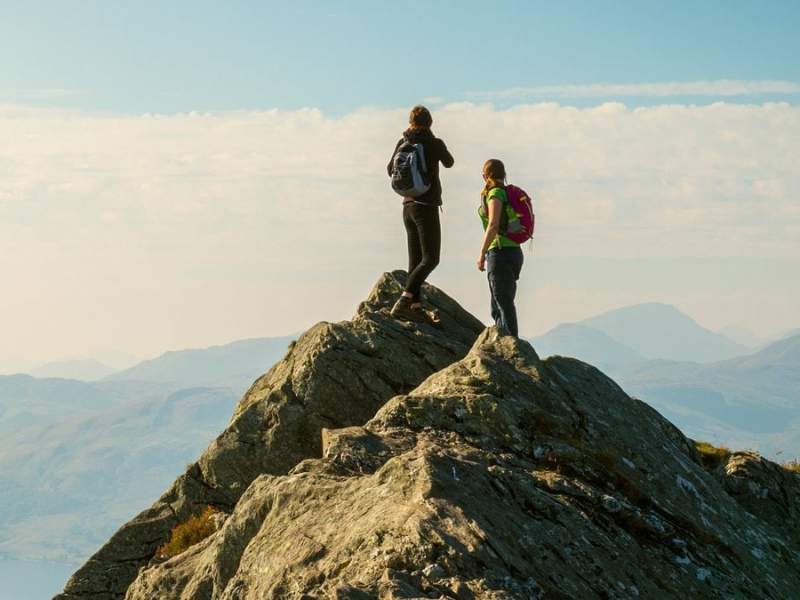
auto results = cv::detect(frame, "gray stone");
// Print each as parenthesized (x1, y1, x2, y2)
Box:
(57, 277, 800, 600)
(55, 271, 482, 600)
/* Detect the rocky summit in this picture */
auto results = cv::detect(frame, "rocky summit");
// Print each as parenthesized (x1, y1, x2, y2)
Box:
(57, 273, 799, 599)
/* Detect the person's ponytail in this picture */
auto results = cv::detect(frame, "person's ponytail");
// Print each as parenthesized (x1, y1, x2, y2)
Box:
(481, 159, 507, 198)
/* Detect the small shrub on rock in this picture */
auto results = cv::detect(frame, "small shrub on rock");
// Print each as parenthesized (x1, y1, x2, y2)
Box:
(157, 506, 219, 559)
(694, 441, 731, 470)
(782, 459, 800, 474)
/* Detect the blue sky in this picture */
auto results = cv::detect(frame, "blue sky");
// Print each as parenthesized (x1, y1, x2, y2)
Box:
(2, 1, 799, 114)
(1, 2, 798, 366)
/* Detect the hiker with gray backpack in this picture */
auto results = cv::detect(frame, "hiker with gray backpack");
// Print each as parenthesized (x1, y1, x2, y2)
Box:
(387, 105, 454, 324)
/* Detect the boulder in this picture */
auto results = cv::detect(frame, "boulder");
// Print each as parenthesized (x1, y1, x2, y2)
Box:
(55, 272, 483, 600)
(122, 328, 800, 599)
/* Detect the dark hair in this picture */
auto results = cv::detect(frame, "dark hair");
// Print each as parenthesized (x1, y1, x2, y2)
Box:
(408, 105, 433, 129)
(482, 159, 506, 197)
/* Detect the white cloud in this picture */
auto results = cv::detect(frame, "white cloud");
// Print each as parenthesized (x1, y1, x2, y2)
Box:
(0, 88, 80, 102)
(469, 80, 800, 101)
(0, 101, 798, 361)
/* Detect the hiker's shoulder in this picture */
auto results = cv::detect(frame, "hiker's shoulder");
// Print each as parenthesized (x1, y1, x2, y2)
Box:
(487, 186, 507, 201)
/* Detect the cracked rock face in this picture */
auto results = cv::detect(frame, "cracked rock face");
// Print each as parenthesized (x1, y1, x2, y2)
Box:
(717, 451, 800, 540)
(55, 272, 483, 600)
(58, 275, 800, 599)
(123, 329, 799, 599)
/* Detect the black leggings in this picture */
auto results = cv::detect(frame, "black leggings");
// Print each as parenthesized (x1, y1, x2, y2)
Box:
(403, 203, 441, 302)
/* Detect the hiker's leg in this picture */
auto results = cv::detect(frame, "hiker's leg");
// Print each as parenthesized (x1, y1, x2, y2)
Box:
(416, 205, 441, 294)
(488, 276, 501, 324)
(488, 249, 519, 337)
(499, 247, 523, 336)
(507, 247, 524, 335)
(405, 204, 440, 303)
(486, 252, 501, 325)
(403, 204, 422, 295)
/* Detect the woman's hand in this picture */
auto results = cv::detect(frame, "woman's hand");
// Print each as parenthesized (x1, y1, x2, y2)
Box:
(477, 253, 486, 272)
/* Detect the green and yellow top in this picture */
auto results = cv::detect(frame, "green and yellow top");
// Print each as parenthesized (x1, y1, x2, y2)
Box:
(478, 187, 521, 251)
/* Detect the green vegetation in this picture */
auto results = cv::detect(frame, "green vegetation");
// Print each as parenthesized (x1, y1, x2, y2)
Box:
(157, 506, 219, 559)
(693, 441, 731, 470)
(693, 441, 799, 475)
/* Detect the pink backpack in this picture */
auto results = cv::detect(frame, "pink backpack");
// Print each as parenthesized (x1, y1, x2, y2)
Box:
(503, 184, 535, 244)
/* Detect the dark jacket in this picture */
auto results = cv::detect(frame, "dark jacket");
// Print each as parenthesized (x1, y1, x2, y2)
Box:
(387, 128, 454, 206)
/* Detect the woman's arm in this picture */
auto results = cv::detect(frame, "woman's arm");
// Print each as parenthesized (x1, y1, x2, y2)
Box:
(477, 197, 502, 271)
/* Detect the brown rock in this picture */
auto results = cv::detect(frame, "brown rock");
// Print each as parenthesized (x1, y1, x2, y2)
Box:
(55, 271, 483, 600)
(122, 328, 799, 599)
(58, 278, 800, 600)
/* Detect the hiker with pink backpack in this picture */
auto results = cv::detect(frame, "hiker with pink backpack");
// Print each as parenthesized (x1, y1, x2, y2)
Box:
(477, 159, 535, 338)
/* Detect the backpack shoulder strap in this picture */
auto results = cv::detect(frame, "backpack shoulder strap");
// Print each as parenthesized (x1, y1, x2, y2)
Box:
(414, 143, 427, 172)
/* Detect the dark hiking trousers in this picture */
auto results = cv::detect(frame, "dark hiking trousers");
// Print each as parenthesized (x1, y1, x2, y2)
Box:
(403, 202, 441, 303)
(487, 246, 524, 337)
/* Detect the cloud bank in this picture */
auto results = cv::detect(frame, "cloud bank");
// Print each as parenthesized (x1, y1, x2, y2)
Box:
(1, 101, 798, 362)
(469, 79, 800, 101)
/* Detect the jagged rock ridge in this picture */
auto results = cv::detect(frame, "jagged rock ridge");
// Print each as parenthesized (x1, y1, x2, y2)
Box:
(60, 274, 799, 599)
(56, 272, 483, 599)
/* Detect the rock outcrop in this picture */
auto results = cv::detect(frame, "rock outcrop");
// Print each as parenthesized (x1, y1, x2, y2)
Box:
(59, 275, 800, 599)
(56, 272, 483, 600)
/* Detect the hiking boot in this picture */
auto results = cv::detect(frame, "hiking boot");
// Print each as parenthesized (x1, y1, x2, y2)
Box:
(390, 296, 425, 322)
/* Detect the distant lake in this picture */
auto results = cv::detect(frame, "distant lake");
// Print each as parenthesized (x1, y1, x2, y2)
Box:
(0, 559, 76, 600)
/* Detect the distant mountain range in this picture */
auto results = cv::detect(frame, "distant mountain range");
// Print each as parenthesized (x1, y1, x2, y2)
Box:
(621, 332, 800, 426)
(534, 302, 750, 367)
(106, 335, 296, 389)
(580, 302, 748, 362)
(0, 375, 119, 434)
(29, 358, 116, 381)
(0, 385, 238, 562)
(531, 323, 645, 373)
(0, 334, 295, 563)
(1, 351, 140, 380)
(532, 303, 800, 458)
(718, 325, 766, 348)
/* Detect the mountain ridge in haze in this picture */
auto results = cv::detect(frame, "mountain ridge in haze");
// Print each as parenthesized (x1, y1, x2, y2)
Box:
(0, 384, 239, 563)
(29, 359, 116, 381)
(717, 324, 765, 348)
(532, 322, 645, 372)
(106, 335, 296, 390)
(0, 336, 297, 565)
(532, 301, 748, 369)
(580, 301, 747, 362)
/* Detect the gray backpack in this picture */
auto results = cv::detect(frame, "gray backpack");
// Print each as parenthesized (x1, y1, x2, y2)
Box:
(390, 140, 430, 197)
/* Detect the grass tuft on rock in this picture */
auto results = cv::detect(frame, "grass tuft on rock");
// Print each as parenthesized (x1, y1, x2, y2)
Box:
(157, 506, 219, 559)
(694, 441, 731, 470)
(782, 459, 800, 474)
